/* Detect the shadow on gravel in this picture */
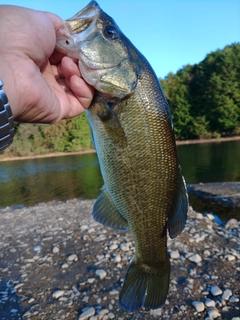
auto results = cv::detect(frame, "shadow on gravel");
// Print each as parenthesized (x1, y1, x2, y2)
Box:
(0, 280, 23, 320)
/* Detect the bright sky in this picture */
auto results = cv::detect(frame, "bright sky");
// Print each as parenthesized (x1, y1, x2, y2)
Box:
(2, 0, 240, 78)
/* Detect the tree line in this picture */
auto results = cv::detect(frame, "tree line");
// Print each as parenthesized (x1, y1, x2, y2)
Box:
(160, 43, 240, 139)
(1, 43, 239, 158)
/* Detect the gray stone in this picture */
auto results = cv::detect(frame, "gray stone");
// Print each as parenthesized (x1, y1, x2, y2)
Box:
(67, 254, 78, 262)
(192, 301, 205, 312)
(169, 250, 180, 259)
(222, 289, 232, 300)
(187, 253, 202, 263)
(95, 269, 107, 280)
(79, 307, 95, 320)
(208, 309, 221, 319)
(205, 298, 216, 307)
(52, 290, 65, 299)
(210, 285, 223, 296)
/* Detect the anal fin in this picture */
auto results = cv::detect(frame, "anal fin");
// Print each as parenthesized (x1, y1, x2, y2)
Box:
(92, 186, 129, 230)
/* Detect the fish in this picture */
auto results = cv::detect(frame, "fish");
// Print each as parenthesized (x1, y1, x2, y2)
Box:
(56, 1, 188, 312)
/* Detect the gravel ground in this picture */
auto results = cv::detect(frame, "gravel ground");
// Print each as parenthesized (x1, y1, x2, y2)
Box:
(0, 199, 239, 320)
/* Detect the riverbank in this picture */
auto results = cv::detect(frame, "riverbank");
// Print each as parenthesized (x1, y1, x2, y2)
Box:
(1, 136, 240, 162)
(0, 199, 239, 320)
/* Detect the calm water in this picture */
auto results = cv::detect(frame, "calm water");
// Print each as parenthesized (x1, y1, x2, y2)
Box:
(0, 140, 240, 218)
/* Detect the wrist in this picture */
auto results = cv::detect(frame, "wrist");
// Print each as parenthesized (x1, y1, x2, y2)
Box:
(0, 79, 14, 151)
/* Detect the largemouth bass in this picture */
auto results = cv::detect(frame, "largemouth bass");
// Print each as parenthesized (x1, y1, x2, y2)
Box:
(56, 1, 188, 312)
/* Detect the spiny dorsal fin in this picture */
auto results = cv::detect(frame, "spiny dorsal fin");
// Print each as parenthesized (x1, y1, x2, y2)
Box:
(92, 186, 129, 230)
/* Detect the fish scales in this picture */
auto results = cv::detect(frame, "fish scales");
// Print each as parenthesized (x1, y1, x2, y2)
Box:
(56, 0, 188, 312)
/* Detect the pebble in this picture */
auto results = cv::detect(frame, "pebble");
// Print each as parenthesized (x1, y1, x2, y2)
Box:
(52, 246, 59, 253)
(192, 301, 205, 312)
(109, 244, 118, 250)
(87, 278, 95, 284)
(67, 254, 78, 262)
(1, 199, 240, 319)
(79, 307, 95, 320)
(187, 253, 202, 263)
(95, 269, 107, 280)
(52, 290, 65, 299)
(210, 285, 223, 296)
(112, 254, 121, 263)
(61, 263, 69, 269)
(120, 243, 129, 251)
(229, 296, 239, 302)
(207, 309, 221, 319)
(169, 250, 180, 259)
(205, 298, 216, 307)
(222, 289, 232, 300)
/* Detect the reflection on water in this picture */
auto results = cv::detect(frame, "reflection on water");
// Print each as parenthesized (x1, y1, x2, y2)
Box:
(0, 153, 103, 208)
(177, 140, 240, 184)
(0, 140, 240, 218)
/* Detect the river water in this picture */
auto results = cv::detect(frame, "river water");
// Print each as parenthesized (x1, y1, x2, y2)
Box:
(0, 140, 240, 218)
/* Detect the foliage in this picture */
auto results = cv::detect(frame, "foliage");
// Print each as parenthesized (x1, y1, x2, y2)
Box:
(161, 43, 240, 139)
(1, 113, 92, 158)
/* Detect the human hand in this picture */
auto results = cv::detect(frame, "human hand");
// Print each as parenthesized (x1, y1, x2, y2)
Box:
(0, 6, 94, 123)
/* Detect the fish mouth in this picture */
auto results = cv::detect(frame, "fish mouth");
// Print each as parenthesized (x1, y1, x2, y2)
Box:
(65, 1, 100, 36)
(56, 1, 101, 57)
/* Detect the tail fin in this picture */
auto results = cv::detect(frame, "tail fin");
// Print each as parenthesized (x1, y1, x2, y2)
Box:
(119, 258, 170, 312)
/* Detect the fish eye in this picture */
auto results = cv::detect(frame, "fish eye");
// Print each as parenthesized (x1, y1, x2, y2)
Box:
(104, 25, 118, 40)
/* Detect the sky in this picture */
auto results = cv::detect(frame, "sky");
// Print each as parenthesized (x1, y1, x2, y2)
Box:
(2, 0, 240, 78)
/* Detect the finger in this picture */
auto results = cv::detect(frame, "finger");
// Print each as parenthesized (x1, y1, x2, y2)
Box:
(68, 75, 95, 110)
(60, 56, 81, 78)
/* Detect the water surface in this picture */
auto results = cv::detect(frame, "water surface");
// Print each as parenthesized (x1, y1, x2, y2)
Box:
(0, 140, 239, 219)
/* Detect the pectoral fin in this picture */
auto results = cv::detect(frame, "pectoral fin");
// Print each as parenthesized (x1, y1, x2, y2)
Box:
(167, 166, 188, 239)
(97, 102, 127, 148)
(92, 186, 129, 230)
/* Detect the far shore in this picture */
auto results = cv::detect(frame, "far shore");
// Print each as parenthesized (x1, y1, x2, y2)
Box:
(0, 136, 240, 163)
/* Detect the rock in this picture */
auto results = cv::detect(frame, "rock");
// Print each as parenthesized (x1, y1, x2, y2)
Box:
(222, 289, 232, 300)
(150, 308, 162, 316)
(95, 269, 107, 280)
(52, 290, 65, 299)
(112, 254, 121, 263)
(208, 309, 221, 319)
(79, 225, 88, 231)
(79, 307, 95, 320)
(192, 301, 205, 312)
(52, 246, 59, 254)
(67, 254, 78, 262)
(229, 296, 239, 302)
(109, 289, 119, 295)
(109, 244, 118, 250)
(187, 253, 202, 263)
(120, 243, 129, 251)
(205, 298, 216, 307)
(225, 218, 238, 230)
(169, 250, 180, 259)
(61, 263, 69, 269)
(98, 309, 109, 318)
(87, 278, 95, 284)
(206, 213, 215, 220)
(210, 285, 223, 296)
